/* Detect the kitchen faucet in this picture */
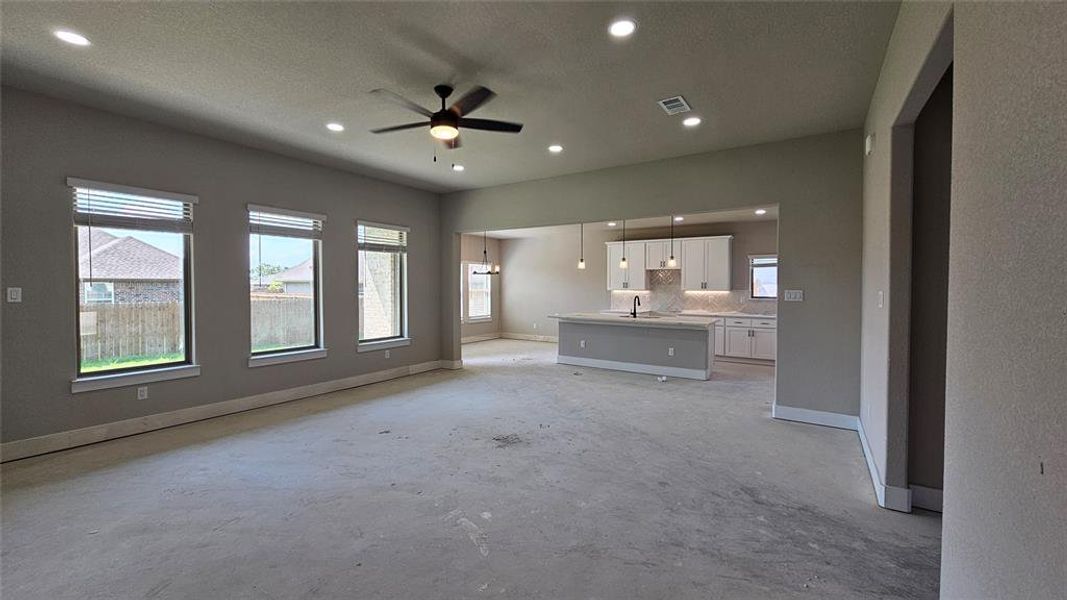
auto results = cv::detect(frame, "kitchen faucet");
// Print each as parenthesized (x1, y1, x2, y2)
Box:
(631, 295, 641, 318)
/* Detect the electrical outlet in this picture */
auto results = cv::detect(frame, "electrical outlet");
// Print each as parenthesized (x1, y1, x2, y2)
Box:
(6, 287, 22, 303)
(384, 350, 391, 359)
(580, 339, 586, 349)
(137, 386, 148, 400)
(668, 347, 675, 357)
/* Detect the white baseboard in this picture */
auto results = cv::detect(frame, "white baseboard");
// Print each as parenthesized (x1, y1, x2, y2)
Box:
(1, 359, 451, 463)
(910, 484, 943, 512)
(857, 418, 912, 512)
(461, 333, 501, 344)
(557, 354, 709, 380)
(771, 404, 859, 431)
(501, 332, 558, 343)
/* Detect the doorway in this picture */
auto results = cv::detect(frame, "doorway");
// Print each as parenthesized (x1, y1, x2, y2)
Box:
(907, 66, 952, 512)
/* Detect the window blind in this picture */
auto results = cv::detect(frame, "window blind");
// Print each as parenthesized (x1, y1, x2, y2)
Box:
(248, 204, 325, 239)
(358, 223, 408, 253)
(69, 178, 196, 233)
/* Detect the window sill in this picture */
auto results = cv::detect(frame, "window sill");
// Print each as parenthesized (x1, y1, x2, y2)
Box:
(71, 364, 201, 393)
(248, 347, 327, 368)
(465, 317, 494, 323)
(357, 337, 412, 353)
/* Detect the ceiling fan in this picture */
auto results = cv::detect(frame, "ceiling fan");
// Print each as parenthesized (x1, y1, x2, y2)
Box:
(369, 84, 523, 149)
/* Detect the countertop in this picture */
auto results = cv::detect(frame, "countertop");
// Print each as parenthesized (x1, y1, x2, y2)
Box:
(551, 312, 718, 330)
(680, 310, 777, 320)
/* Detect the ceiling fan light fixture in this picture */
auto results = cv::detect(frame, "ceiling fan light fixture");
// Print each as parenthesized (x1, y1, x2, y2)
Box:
(430, 124, 460, 140)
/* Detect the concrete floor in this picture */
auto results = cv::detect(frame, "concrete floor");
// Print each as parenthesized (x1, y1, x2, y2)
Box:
(1, 339, 941, 599)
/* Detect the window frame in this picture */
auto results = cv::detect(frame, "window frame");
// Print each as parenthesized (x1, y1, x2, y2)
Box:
(69, 177, 198, 383)
(460, 261, 493, 323)
(356, 220, 409, 349)
(247, 205, 326, 362)
(749, 254, 779, 300)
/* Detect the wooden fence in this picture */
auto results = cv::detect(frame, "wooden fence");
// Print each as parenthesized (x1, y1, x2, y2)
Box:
(80, 295, 314, 363)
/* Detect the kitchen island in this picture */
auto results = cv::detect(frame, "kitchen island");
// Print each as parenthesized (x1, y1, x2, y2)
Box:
(549, 312, 719, 380)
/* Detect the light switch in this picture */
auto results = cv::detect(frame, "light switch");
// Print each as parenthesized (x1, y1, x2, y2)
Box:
(6, 287, 22, 303)
(784, 290, 804, 302)
(878, 290, 884, 308)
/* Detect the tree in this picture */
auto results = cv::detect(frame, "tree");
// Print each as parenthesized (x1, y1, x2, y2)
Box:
(250, 264, 285, 281)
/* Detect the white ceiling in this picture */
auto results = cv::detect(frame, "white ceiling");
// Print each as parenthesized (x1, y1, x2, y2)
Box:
(487, 206, 779, 239)
(1, 2, 899, 193)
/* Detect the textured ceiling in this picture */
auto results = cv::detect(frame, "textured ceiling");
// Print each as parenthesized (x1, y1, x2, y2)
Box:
(1, 2, 899, 193)
(488, 206, 779, 239)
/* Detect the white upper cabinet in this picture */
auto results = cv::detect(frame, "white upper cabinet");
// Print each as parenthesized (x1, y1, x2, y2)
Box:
(607, 236, 727, 290)
(605, 241, 647, 290)
(704, 237, 731, 291)
(680, 239, 706, 290)
(645, 241, 679, 270)
(679, 236, 732, 290)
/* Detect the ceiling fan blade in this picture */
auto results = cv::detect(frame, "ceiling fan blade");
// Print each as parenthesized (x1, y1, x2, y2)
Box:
(369, 89, 433, 117)
(459, 118, 523, 133)
(439, 136, 461, 150)
(449, 86, 496, 116)
(370, 122, 427, 134)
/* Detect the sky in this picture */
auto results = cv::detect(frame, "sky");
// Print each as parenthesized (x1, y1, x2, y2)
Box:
(92, 228, 311, 272)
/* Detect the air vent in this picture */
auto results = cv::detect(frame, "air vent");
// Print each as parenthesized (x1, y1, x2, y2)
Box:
(657, 95, 691, 115)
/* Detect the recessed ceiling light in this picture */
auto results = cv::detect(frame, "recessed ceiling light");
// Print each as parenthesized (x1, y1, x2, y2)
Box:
(548, 144, 564, 153)
(682, 116, 702, 128)
(755, 208, 767, 215)
(54, 29, 90, 46)
(673, 216, 685, 222)
(608, 19, 637, 38)
(452, 164, 465, 172)
(607, 222, 617, 227)
(326, 122, 345, 132)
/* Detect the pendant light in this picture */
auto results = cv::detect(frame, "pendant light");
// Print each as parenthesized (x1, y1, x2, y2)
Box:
(472, 231, 500, 276)
(577, 222, 586, 270)
(667, 215, 678, 268)
(619, 220, 628, 269)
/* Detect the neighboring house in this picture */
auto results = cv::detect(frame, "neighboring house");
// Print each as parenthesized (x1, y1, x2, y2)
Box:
(261, 258, 314, 295)
(78, 229, 182, 304)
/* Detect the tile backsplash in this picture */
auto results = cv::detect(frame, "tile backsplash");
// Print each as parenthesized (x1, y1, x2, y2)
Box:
(610, 269, 777, 315)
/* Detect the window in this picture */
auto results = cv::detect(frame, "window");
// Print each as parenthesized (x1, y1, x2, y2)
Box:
(750, 255, 778, 299)
(357, 222, 407, 344)
(461, 262, 492, 321)
(83, 281, 115, 304)
(71, 178, 195, 376)
(248, 206, 324, 356)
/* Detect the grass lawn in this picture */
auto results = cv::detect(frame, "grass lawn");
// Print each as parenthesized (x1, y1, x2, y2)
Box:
(81, 353, 185, 373)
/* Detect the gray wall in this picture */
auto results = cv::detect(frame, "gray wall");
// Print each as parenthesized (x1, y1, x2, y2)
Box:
(908, 66, 951, 492)
(0, 87, 441, 443)
(442, 129, 863, 417)
(942, 3, 1067, 597)
(459, 234, 501, 340)
(498, 226, 614, 339)
(860, 1, 953, 490)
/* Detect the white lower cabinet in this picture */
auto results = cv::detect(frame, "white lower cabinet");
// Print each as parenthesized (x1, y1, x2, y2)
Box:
(751, 329, 777, 360)
(718, 317, 777, 361)
(714, 324, 725, 355)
